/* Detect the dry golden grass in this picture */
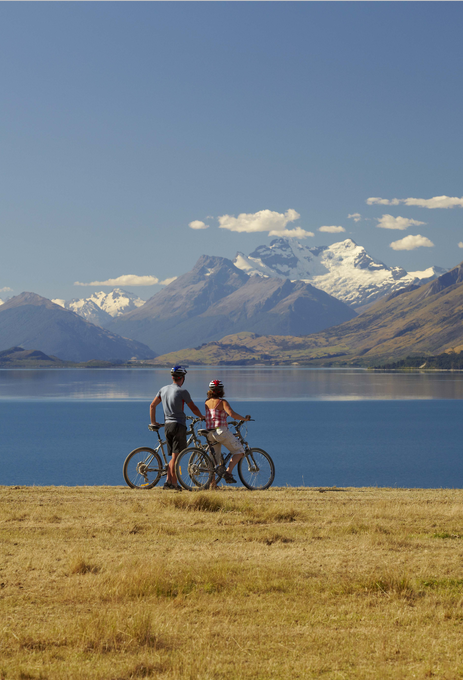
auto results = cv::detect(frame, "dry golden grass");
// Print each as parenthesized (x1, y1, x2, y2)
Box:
(2, 486, 463, 679)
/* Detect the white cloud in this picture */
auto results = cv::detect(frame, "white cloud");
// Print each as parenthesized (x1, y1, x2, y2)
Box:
(52, 299, 66, 307)
(376, 214, 426, 230)
(189, 220, 209, 230)
(390, 235, 434, 251)
(318, 225, 346, 233)
(458, 242, 463, 249)
(159, 276, 177, 286)
(269, 227, 314, 239)
(367, 195, 463, 209)
(218, 209, 311, 237)
(75, 275, 160, 287)
(0, 286, 13, 293)
(348, 213, 362, 222)
(366, 197, 401, 206)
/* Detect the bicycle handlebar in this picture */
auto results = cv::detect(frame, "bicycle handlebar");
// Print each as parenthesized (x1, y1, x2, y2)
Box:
(150, 416, 247, 433)
(148, 423, 164, 431)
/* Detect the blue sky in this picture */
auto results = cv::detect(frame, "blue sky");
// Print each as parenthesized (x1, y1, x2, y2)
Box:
(1, 2, 463, 301)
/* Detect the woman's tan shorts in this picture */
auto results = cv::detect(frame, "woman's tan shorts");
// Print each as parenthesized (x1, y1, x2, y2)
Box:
(207, 427, 244, 463)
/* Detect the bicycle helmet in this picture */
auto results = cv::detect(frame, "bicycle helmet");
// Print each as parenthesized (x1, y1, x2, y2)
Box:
(208, 379, 224, 390)
(171, 365, 188, 377)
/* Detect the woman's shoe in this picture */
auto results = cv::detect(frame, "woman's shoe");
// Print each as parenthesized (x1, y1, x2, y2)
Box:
(223, 472, 237, 484)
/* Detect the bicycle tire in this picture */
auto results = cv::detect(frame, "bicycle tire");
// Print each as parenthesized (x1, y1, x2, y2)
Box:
(238, 448, 275, 490)
(175, 447, 214, 491)
(123, 447, 163, 489)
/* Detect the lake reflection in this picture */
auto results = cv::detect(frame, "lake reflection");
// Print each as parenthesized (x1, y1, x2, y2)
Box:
(1, 367, 463, 401)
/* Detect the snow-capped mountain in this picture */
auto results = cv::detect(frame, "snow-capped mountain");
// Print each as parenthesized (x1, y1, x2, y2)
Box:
(107, 255, 356, 354)
(52, 289, 146, 327)
(234, 238, 446, 309)
(86, 289, 146, 316)
(0, 292, 155, 362)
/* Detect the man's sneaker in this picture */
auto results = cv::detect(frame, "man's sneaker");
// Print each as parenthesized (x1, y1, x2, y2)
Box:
(163, 481, 183, 491)
(223, 472, 237, 484)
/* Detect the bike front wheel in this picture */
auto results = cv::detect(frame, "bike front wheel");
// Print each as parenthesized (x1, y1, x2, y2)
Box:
(123, 447, 163, 489)
(238, 448, 275, 490)
(176, 447, 214, 491)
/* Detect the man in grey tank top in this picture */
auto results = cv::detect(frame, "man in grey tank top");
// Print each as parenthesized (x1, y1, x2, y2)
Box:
(150, 365, 204, 490)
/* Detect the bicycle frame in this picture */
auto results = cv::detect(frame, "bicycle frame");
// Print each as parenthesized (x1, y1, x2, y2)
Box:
(149, 416, 205, 479)
(229, 420, 260, 472)
(124, 417, 208, 489)
(202, 420, 260, 480)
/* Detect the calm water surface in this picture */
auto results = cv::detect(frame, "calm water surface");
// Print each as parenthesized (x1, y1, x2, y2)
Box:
(1, 368, 463, 488)
(2, 366, 463, 401)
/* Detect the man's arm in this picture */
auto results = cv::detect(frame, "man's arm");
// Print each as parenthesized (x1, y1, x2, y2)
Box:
(187, 401, 205, 420)
(150, 395, 162, 425)
(223, 400, 250, 421)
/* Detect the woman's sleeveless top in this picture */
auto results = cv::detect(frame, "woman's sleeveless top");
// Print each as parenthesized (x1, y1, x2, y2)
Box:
(205, 399, 228, 429)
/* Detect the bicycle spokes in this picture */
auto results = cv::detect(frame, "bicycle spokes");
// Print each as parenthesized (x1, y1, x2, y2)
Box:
(245, 451, 259, 473)
(176, 448, 214, 491)
(123, 448, 163, 490)
(237, 448, 275, 491)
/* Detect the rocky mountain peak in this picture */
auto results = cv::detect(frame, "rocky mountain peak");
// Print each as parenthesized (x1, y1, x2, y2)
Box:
(423, 261, 463, 298)
(51, 288, 147, 327)
(0, 292, 63, 311)
(192, 255, 248, 283)
(86, 288, 145, 316)
(234, 237, 444, 309)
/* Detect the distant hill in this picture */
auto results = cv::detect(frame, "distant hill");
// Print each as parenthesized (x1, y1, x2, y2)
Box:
(0, 293, 156, 362)
(0, 346, 133, 368)
(0, 346, 65, 366)
(151, 261, 463, 366)
(107, 255, 357, 354)
(234, 237, 445, 310)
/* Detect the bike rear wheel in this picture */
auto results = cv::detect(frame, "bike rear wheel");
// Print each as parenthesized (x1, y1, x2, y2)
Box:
(123, 447, 163, 489)
(238, 448, 275, 490)
(176, 447, 214, 491)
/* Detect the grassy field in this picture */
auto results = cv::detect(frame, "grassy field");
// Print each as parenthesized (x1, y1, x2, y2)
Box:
(1, 486, 463, 679)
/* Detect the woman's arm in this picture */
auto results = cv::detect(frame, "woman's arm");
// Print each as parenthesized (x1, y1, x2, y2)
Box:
(222, 400, 250, 421)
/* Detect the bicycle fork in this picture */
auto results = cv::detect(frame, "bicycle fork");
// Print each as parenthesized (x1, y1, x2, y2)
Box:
(243, 447, 259, 473)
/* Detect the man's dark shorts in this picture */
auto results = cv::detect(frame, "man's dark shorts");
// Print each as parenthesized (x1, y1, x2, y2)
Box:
(164, 422, 187, 456)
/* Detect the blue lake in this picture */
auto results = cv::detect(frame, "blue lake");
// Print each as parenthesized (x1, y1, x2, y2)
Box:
(1, 367, 463, 488)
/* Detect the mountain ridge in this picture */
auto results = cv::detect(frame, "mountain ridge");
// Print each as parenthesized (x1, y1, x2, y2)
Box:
(234, 237, 445, 309)
(106, 255, 357, 354)
(52, 288, 146, 327)
(150, 261, 463, 366)
(0, 293, 156, 362)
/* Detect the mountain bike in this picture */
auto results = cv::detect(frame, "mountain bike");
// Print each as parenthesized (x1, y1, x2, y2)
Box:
(123, 416, 205, 489)
(175, 420, 275, 491)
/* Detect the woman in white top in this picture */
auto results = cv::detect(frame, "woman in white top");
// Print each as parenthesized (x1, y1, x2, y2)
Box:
(205, 379, 251, 484)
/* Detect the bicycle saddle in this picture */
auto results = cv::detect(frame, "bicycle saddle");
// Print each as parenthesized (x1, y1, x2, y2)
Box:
(148, 424, 163, 431)
(197, 429, 210, 436)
